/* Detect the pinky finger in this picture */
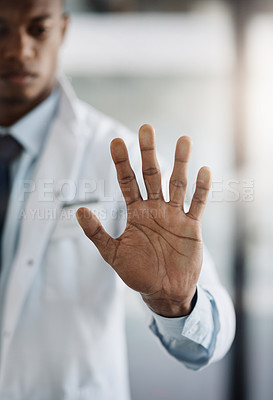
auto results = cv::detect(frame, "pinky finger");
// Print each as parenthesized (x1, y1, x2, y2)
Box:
(187, 167, 212, 221)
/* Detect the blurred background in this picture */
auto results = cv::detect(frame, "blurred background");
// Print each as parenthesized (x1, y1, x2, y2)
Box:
(60, 1, 273, 399)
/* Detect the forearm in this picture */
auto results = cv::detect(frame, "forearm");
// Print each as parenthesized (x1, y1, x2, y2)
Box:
(149, 284, 235, 370)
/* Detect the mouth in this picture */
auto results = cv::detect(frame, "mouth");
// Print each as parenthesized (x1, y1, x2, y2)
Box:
(0, 71, 38, 85)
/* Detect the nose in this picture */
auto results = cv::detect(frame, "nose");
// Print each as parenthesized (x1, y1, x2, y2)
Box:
(3, 29, 34, 62)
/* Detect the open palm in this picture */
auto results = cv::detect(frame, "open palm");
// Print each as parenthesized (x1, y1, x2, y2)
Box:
(77, 124, 211, 317)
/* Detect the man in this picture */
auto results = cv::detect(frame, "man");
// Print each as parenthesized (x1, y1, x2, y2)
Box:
(0, 0, 235, 398)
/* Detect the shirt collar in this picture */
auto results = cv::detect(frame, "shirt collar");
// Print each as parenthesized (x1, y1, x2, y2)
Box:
(0, 86, 60, 158)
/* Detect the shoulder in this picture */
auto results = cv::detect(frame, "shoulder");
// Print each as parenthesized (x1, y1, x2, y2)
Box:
(73, 97, 137, 148)
(57, 78, 138, 149)
(59, 93, 143, 181)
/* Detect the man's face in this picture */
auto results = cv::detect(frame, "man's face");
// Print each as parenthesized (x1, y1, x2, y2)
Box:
(0, 0, 68, 105)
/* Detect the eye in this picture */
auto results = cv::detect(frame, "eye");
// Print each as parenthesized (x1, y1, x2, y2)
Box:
(0, 25, 8, 37)
(28, 25, 49, 38)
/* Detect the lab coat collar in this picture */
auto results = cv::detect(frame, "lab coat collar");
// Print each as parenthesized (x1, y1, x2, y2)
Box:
(57, 74, 79, 122)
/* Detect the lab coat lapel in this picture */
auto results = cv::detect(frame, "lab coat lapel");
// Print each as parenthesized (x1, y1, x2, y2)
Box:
(0, 80, 88, 369)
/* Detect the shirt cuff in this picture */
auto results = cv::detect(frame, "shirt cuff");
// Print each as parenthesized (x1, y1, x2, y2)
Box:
(150, 285, 215, 349)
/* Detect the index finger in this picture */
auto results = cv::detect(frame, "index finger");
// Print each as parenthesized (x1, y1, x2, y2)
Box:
(111, 138, 142, 206)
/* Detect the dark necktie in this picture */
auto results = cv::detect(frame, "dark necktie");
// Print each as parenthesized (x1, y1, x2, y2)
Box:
(0, 134, 23, 270)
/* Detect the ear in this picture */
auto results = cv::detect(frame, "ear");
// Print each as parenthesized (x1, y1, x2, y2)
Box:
(60, 13, 70, 44)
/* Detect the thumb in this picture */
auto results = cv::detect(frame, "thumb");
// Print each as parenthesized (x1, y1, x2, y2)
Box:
(76, 207, 117, 266)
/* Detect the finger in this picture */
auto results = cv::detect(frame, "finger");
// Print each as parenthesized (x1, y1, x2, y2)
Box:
(76, 207, 117, 266)
(187, 167, 212, 221)
(111, 138, 142, 206)
(139, 124, 163, 200)
(169, 136, 192, 209)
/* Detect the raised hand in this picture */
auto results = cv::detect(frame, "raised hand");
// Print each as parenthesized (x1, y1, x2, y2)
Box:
(77, 124, 211, 317)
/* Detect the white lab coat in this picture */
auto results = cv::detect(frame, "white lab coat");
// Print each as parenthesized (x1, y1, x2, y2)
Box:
(0, 79, 235, 399)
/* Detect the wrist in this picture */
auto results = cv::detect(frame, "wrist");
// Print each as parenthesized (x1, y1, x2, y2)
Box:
(142, 289, 197, 318)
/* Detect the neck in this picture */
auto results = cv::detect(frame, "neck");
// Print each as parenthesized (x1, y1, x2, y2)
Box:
(0, 86, 55, 127)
